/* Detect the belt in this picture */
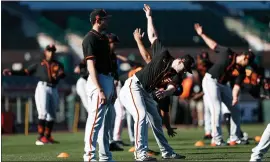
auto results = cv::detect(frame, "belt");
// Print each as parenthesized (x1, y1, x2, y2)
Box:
(100, 72, 113, 76)
(41, 81, 56, 88)
(205, 73, 226, 85)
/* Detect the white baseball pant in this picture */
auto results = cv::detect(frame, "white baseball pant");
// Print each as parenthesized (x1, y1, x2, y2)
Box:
(202, 73, 241, 143)
(35, 81, 59, 121)
(120, 75, 174, 158)
(204, 95, 230, 135)
(112, 97, 125, 141)
(76, 77, 88, 111)
(108, 81, 126, 143)
(203, 95, 212, 135)
(83, 74, 114, 162)
(113, 81, 125, 142)
(250, 123, 270, 162)
(119, 75, 149, 159)
(190, 99, 204, 126)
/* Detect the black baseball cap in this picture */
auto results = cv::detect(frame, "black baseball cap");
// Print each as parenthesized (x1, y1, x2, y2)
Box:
(180, 54, 195, 73)
(107, 33, 120, 43)
(45, 44, 56, 52)
(243, 50, 255, 65)
(90, 9, 112, 23)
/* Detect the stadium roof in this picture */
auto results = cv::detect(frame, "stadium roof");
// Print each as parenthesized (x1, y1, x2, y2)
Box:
(20, 2, 270, 10)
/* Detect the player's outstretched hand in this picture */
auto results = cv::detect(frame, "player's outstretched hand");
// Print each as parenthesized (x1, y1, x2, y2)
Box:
(3, 68, 12, 76)
(167, 127, 177, 137)
(143, 4, 152, 18)
(194, 23, 203, 36)
(133, 28, 145, 42)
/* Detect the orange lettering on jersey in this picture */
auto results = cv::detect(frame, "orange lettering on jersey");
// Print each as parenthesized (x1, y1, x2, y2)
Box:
(53, 65, 59, 72)
(243, 77, 250, 84)
(232, 69, 239, 76)
(251, 73, 258, 85)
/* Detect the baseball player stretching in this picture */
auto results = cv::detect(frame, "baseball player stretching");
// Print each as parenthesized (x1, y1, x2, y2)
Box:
(133, 28, 178, 138)
(224, 66, 270, 144)
(82, 9, 115, 162)
(194, 23, 255, 146)
(198, 52, 265, 144)
(124, 28, 177, 156)
(3, 44, 65, 145)
(119, 4, 194, 161)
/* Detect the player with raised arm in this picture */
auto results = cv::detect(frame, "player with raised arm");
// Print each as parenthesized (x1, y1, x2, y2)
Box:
(194, 23, 255, 146)
(119, 4, 194, 161)
(133, 28, 177, 138)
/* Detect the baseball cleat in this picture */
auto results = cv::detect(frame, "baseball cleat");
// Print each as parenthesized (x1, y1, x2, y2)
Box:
(162, 153, 186, 159)
(109, 142, 124, 151)
(35, 136, 49, 145)
(229, 139, 249, 146)
(35, 140, 45, 146)
(250, 158, 262, 162)
(116, 140, 130, 146)
(135, 155, 157, 161)
(242, 132, 249, 141)
(211, 140, 227, 146)
(203, 134, 212, 140)
(48, 137, 60, 144)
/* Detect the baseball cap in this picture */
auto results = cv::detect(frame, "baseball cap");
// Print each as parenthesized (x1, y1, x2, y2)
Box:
(243, 50, 255, 65)
(107, 33, 120, 43)
(180, 54, 195, 73)
(90, 9, 112, 23)
(45, 44, 56, 52)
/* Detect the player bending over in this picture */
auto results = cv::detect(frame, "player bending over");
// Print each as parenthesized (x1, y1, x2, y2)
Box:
(119, 4, 194, 161)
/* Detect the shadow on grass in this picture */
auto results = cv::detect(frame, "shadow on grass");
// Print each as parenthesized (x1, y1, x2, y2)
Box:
(187, 151, 251, 155)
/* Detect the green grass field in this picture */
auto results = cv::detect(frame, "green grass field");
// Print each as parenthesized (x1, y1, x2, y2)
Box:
(2, 124, 270, 161)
